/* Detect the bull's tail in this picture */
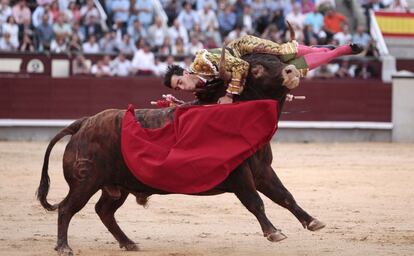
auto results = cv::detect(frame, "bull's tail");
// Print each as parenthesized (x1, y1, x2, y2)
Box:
(36, 117, 87, 211)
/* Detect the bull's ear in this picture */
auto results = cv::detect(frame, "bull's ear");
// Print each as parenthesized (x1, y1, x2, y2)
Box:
(251, 64, 265, 78)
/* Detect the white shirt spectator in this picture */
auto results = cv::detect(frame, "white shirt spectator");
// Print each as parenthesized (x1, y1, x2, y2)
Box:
(187, 38, 204, 56)
(286, 3, 305, 30)
(0, 34, 17, 50)
(168, 19, 188, 44)
(111, 57, 132, 77)
(0, 1, 12, 24)
(177, 3, 199, 31)
(147, 18, 168, 48)
(80, 1, 100, 25)
(131, 48, 155, 72)
(82, 41, 100, 53)
(2, 22, 19, 48)
(91, 62, 112, 76)
(333, 31, 352, 45)
(32, 6, 53, 28)
(197, 5, 218, 32)
(50, 38, 68, 53)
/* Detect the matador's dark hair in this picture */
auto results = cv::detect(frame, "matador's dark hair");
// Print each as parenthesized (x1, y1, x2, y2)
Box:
(164, 65, 185, 88)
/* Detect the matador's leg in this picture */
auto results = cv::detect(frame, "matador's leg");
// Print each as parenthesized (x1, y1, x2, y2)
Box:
(227, 35, 330, 61)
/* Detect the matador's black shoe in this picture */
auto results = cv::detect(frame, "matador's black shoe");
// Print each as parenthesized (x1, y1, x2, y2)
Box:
(349, 43, 364, 54)
(311, 45, 336, 50)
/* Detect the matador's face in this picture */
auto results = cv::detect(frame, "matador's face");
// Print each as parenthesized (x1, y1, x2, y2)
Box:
(170, 71, 201, 91)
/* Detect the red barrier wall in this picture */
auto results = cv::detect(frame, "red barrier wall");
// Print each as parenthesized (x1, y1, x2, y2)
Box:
(0, 76, 391, 122)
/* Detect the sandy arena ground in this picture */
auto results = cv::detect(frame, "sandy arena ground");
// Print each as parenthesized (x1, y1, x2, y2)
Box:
(0, 141, 414, 256)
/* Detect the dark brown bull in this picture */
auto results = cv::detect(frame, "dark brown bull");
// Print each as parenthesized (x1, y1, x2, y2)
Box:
(37, 53, 325, 256)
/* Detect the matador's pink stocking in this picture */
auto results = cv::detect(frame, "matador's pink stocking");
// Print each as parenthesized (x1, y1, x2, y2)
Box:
(297, 45, 330, 57)
(302, 45, 352, 70)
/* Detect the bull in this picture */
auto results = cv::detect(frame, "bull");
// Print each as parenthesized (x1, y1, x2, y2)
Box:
(37, 52, 325, 256)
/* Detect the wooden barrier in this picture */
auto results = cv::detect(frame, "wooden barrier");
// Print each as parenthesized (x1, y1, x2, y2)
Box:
(0, 76, 391, 122)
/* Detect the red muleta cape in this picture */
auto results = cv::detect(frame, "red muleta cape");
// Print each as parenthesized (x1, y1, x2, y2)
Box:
(121, 100, 278, 194)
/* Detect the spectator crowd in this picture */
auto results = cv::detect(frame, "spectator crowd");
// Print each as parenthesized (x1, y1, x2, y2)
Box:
(0, 0, 409, 78)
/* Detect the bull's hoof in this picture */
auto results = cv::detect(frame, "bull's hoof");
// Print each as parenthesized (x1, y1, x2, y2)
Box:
(55, 245, 73, 256)
(266, 230, 287, 242)
(121, 243, 139, 251)
(307, 218, 326, 231)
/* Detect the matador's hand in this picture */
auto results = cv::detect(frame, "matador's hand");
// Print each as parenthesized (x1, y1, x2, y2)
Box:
(282, 65, 300, 89)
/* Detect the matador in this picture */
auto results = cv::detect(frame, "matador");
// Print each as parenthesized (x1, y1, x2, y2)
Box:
(164, 35, 362, 104)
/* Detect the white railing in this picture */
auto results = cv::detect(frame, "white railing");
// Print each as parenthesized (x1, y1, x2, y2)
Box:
(369, 10, 389, 56)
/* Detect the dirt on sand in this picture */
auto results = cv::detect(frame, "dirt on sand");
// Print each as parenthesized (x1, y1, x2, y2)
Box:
(0, 141, 413, 256)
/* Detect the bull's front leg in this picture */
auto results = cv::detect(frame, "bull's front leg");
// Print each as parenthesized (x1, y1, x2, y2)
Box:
(226, 162, 287, 242)
(256, 165, 325, 231)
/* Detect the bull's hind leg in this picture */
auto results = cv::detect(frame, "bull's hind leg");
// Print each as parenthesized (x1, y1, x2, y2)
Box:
(55, 184, 99, 256)
(228, 163, 287, 242)
(256, 166, 325, 231)
(95, 188, 139, 251)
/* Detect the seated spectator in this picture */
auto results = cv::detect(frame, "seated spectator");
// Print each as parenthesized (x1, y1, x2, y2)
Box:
(99, 31, 116, 54)
(242, 5, 254, 34)
(131, 41, 155, 75)
(50, 0, 60, 22)
(204, 36, 219, 49)
(110, 0, 130, 30)
(50, 34, 68, 53)
(177, 1, 199, 32)
(64, 1, 81, 24)
(334, 60, 352, 78)
(197, 3, 218, 32)
(204, 23, 222, 46)
(2, 16, 19, 48)
(91, 59, 112, 77)
(12, 0, 31, 25)
(68, 33, 82, 52)
(127, 19, 148, 44)
(116, 34, 136, 55)
(226, 25, 247, 42)
(0, 32, 17, 51)
(170, 36, 188, 55)
(82, 35, 100, 53)
(53, 13, 72, 38)
(80, 0, 101, 39)
(218, 4, 237, 38)
(313, 64, 335, 79)
(181, 55, 193, 70)
(333, 24, 352, 45)
(19, 32, 35, 51)
(111, 52, 132, 77)
(132, 0, 154, 29)
(72, 54, 90, 75)
(352, 25, 370, 49)
(196, 0, 217, 11)
(148, 16, 168, 50)
(153, 56, 168, 76)
(304, 7, 324, 35)
(32, 3, 52, 28)
(83, 14, 102, 40)
(35, 13, 54, 51)
(187, 36, 204, 56)
(190, 24, 205, 42)
(0, 0, 12, 24)
(388, 0, 408, 12)
(261, 24, 282, 43)
(323, 7, 347, 39)
(365, 39, 380, 57)
(168, 18, 189, 45)
(158, 36, 172, 55)
(286, 2, 305, 31)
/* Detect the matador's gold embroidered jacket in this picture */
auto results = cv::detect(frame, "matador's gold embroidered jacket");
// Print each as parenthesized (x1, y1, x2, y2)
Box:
(189, 35, 307, 95)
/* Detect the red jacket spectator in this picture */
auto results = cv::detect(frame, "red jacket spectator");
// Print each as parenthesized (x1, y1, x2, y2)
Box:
(324, 9, 347, 34)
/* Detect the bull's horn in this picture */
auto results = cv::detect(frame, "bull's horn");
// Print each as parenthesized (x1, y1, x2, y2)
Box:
(219, 45, 231, 82)
(286, 20, 295, 41)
